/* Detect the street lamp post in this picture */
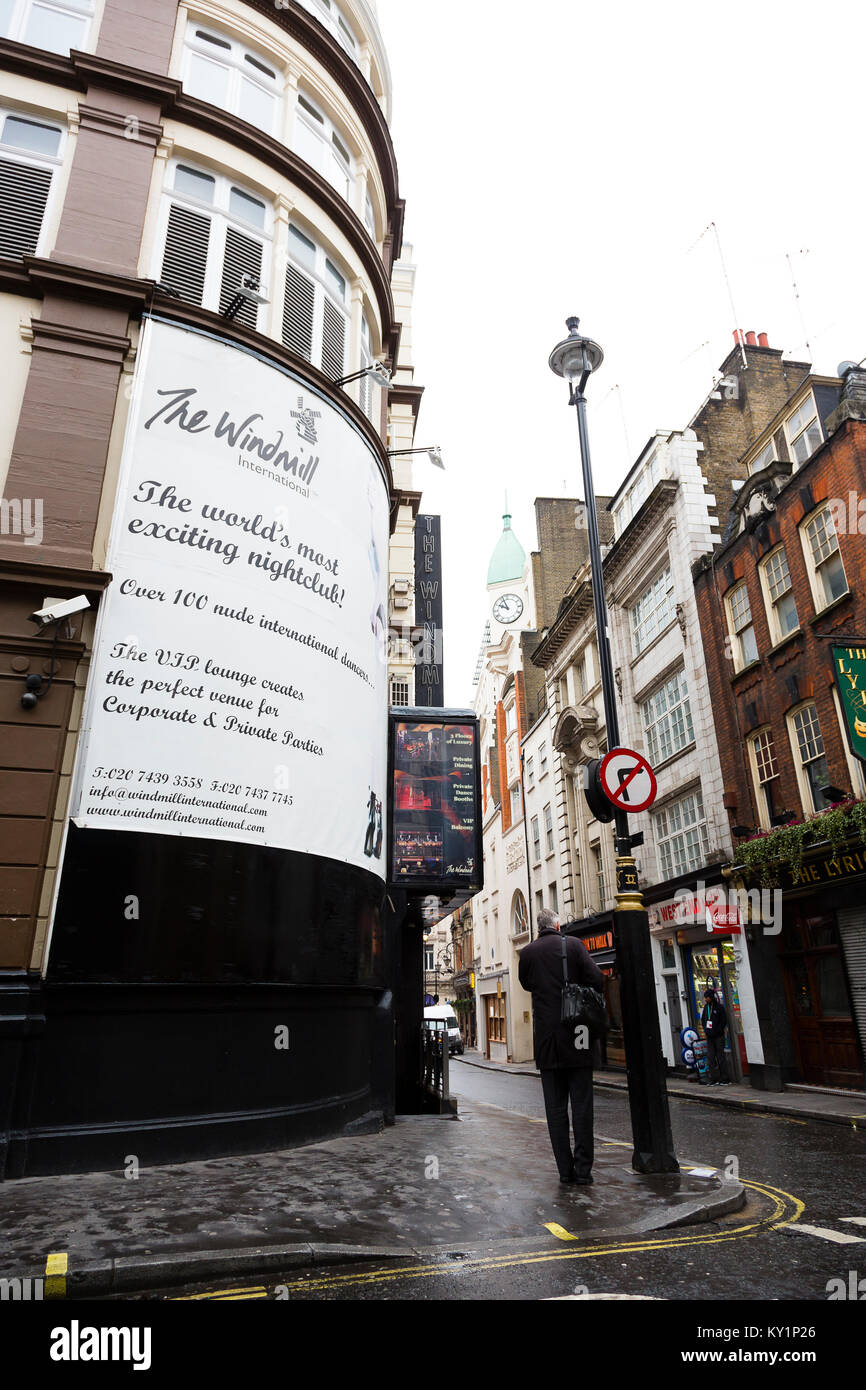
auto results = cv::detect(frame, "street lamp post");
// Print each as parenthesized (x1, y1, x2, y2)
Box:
(549, 318, 678, 1174)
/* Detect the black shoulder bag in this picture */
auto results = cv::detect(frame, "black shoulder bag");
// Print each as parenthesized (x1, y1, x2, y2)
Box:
(560, 936, 608, 1035)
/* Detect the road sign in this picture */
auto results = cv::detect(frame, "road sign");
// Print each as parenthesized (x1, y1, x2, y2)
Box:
(599, 748, 657, 813)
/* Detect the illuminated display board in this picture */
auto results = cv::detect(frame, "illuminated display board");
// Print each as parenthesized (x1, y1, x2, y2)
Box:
(388, 709, 482, 894)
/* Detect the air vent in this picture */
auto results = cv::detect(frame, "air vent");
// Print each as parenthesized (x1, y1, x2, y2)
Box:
(159, 203, 211, 304)
(282, 263, 315, 360)
(0, 159, 52, 259)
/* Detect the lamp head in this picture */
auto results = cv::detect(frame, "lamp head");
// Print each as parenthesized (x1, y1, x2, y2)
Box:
(549, 315, 604, 382)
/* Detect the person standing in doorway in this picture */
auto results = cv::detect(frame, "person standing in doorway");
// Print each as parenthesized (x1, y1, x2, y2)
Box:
(701, 988, 730, 1085)
(518, 909, 605, 1184)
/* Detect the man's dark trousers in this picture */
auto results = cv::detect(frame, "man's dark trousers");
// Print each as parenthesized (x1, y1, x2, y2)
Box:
(540, 1067, 594, 1180)
(707, 1034, 729, 1083)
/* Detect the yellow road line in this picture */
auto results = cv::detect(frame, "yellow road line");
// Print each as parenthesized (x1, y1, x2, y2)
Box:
(271, 1177, 803, 1296)
(173, 1285, 269, 1301)
(45, 1251, 67, 1300)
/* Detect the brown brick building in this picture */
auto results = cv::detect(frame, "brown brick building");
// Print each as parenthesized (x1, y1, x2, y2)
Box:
(694, 364, 866, 1091)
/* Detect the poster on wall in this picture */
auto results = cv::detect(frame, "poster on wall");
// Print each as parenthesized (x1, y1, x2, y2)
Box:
(389, 711, 482, 892)
(69, 318, 389, 878)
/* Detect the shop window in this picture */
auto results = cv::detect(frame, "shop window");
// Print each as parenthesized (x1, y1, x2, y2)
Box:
(725, 582, 759, 670)
(487, 993, 506, 1044)
(759, 546, 799, 643)
(787, 703, 830, 813)
(801, 505, 848, 611)
(653, 788, 709, 879)
(0, 111, 62, 260)
(157, 162, 270, 331)
(183, 24, 280, 136)
(2, 0, 93, 53)
(641, 669, 694, 765)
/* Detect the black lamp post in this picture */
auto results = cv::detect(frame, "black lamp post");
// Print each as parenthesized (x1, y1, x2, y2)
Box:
(549, 317, 678, 1174)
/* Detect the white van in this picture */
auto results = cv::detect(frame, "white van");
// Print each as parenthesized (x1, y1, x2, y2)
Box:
(423, 1004, 464, 1056)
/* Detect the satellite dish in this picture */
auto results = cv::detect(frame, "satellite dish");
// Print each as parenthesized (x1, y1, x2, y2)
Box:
(837, 361, 858, 376)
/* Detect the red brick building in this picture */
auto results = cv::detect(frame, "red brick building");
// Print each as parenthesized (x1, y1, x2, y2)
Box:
(694, 363, 866, 1091)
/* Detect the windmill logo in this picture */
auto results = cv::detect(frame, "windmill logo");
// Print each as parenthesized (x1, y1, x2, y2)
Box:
(291, 396, 321, 445)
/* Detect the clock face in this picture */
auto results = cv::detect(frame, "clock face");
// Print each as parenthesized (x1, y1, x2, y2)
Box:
(492, 592, 524, 625)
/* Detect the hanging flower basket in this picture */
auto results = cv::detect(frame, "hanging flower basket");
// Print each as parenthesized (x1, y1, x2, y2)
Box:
(738, 798, 866, 887)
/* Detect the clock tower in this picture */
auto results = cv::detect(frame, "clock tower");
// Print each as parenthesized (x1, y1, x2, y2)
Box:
(486, 506, 529, 635)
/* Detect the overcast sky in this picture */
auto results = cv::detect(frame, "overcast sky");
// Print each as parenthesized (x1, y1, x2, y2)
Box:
(375, 0, 866, 707)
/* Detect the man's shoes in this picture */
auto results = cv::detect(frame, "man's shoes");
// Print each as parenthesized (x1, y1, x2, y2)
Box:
(559, 1172, 575, 1184)
(573, 1174, 594, 1185)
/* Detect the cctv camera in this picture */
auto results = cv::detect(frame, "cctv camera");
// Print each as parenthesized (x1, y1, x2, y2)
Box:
(239, 274, 269, 305)
(29, 594, 89, 629)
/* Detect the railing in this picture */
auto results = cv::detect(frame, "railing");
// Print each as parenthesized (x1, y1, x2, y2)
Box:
(420, 1022, 449, 1105)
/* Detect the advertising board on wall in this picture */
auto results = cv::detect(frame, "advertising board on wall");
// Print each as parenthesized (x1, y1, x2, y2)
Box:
(69, 318, 389, 878)
(389, 710, 482, 893)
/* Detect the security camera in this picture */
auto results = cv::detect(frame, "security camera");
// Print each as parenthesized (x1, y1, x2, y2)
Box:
(29, 594, 89, 629)
(238, 274, 269, 305)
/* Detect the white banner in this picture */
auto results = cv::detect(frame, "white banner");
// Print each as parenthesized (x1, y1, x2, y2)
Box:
(70, 319, 389, 878)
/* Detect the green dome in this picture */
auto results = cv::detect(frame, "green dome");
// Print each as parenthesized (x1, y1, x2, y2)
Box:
(487, 512, 525, 585)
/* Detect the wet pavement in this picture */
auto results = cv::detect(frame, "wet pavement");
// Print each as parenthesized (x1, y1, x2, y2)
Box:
(0, 1086, 740, 1297)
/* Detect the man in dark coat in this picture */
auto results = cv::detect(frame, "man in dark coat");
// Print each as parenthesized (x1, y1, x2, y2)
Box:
(701, 989, 730, 1085)
(518, 909, 606, 1184)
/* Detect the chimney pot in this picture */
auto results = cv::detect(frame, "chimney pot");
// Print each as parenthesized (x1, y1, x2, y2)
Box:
(746, 331, 757, 347)
(733, 329, 743, 344)
(758, 332, 769, 348)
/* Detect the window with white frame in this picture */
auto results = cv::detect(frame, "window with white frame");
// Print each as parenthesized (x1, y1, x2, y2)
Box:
(548, 881, 558, 914)
(760, 546, 799, 642)
(641, 670, 694, 765)
(531, 814, 540, 862)
(364, 187, 376, 239)
(785, 394, 823, 467)
(2, 0, 93, 53)
(725, 582, 759, 669)
(591, 845, 607, 909)
(358, 312, 378, 422)
(653, 788, 709, 879)
(543, 802, 554, 854)
(788, 703, 830, 813)
(509, 782, 521, 824)
(0, 111, 62, 259)
(183, 24, 280, 136)
(748, 437, 777, 475)
(801, 506, 848, 610)
(630, 566, 675, 656)
(614, 453, 660, 536)
(295, 0, 360, 64)
(748, 727, 780, 828)
(294, 91, 355, 203)
(539, 742, 548, 777)
(390, 678, 410, 707)
(505, 699, 517, 735)
(157, 163, 271, 331)
(525, 756, 534, 790)
(576, 650, 588, 699)
(511, 892, 528, 938)
(282, 221, 348, 377)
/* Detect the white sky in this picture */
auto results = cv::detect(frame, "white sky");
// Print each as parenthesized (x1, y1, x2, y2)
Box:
(375, 0, 866, 707)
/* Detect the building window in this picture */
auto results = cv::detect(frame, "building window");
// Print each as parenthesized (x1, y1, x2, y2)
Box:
(760, 547, 799, 642)
(281, 221, 349, 376)
(424, 944, 434, 972)
(576, 650, 588, 698)
(549, 881, 558, 914)
(613, 452, 660, 537)
(748, 438, 777, 475)
(788, 704, 830, 813)
(641, 670, 694, 765)
(725, 582, 759, 670)
(535, 889, 544, 918)
(591, 846, 607, 910)
(2, 0, 93, 53)
(487, 993, 506, 1044)
(539, 742, 548, 777)
(801, 506, 848, 611)
(653, 789, 709, 879)
(630, 566, 675, 656)
(749, 727, 780, 828)
(183, 24, 280, 136)
(293, 91, 355, 203)
(509, 782, 522, 824)
(157, 162, 271, 331)
(784, 394, 823, 467)
(531, 815, 540, 862)
(390, 678, 410, 707)
(511, 892, 528, 938)
(0, 111, 62, 259)
(525, 756, 534, 790)
(358, 313, 381, 422)
(543, 802, 554, 855)
(295, 0, 361, 65)
(505, 700, 517, 735)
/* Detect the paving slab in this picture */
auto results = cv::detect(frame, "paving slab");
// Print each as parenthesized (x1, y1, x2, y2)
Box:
(0, 1096, 742, 1296)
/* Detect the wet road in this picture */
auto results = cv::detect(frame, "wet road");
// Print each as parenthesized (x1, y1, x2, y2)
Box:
(126, 1063, 866, 1304)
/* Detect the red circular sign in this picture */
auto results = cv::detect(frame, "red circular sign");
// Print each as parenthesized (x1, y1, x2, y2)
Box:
(599, 748, 658, 813)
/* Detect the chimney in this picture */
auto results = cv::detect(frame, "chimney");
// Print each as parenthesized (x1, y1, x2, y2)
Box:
(758, 332, 769, 348)
(745, 331, 757, 347)
(732, 329, 743, 345)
